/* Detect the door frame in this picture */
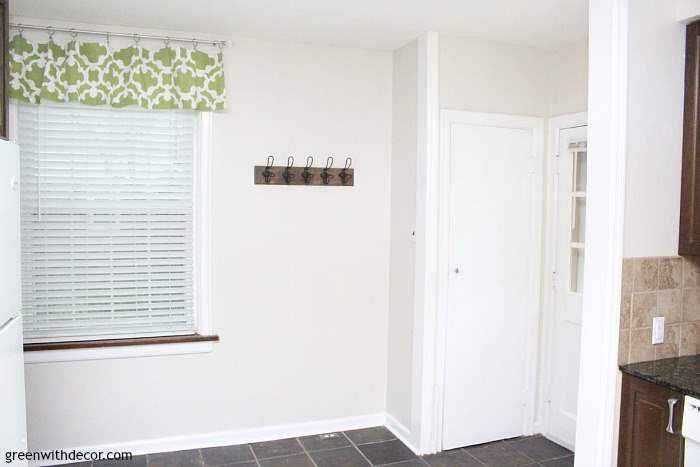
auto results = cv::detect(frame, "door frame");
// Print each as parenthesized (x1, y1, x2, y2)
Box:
(538, 112, 588, 449)
(434, 110, 545, 450)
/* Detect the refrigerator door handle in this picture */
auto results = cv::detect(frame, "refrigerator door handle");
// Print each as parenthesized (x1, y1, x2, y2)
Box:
(0, 315, 17, 334)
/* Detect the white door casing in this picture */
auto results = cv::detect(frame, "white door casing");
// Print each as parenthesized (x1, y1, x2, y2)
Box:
(440, 111, 543, 450)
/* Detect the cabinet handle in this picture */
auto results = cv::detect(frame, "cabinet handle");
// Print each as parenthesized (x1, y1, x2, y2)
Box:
(666, 398, 679, 434)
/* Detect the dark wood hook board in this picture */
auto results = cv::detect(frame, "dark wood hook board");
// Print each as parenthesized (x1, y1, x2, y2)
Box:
(254, 158, 354, 186)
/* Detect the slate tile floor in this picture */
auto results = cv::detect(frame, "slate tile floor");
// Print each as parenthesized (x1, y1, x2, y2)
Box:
(56, 427, 574, 467)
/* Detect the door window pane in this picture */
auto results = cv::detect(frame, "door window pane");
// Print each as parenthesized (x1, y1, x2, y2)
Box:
(574, 151, 587, 192)
(572, 197, 586, 243)
(568, 143, 587, 293)
(570, 247, 585, 293)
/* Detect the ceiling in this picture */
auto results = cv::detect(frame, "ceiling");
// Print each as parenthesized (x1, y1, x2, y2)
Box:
(11, 0, 588, 51)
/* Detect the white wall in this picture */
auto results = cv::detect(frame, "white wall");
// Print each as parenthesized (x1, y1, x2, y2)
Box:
(678, 0, 700, 22)
(439, 35, 550, 116)
(439, 35, 587, 118)
(623, 1, 685, 257)
(547, 40, 589, 117)
(386, 39, 418, 431)
(19, 20, 394, 451)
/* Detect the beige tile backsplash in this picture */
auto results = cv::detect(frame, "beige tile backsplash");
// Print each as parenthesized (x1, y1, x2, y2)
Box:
(619, 256, 700, 365)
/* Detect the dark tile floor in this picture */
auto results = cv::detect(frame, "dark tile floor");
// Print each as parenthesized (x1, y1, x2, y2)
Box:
(56, 426, 574, 467)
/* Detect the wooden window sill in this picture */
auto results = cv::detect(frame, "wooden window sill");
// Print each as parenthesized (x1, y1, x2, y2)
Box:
(24, 334, 220, 352)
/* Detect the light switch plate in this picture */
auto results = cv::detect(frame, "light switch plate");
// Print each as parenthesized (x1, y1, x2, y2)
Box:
(652, 317, 665, 345)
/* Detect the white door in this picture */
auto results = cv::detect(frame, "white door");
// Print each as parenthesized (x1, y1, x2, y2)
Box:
(546, 125, 587, 449)
(442, 112, 542, 450)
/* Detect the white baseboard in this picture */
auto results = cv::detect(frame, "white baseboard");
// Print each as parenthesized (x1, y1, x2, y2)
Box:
(29, 413, 386, 466)
(384, 413, 418, 455)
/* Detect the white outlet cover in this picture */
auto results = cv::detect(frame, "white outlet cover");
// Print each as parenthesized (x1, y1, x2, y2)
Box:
(652, 317, 665, 345)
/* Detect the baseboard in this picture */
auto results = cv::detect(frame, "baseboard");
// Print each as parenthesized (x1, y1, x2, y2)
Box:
(384, 413, 418, 455)
(29, 413, 386, 466)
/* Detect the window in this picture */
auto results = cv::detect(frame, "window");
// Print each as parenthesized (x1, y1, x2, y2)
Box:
(15, 102, 209, 344)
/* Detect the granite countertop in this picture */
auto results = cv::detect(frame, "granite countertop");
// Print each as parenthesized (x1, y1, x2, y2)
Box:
(620, 355, 700, 399)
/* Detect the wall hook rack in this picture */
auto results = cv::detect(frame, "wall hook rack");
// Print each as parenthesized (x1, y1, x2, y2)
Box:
(254, 155, 354, 186)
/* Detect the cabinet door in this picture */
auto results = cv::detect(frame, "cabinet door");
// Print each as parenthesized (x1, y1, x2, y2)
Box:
(681, 20, 700, 255)
(618, 374, 684, 467)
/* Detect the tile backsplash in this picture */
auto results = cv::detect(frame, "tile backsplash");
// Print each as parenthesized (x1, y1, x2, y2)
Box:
(618, 256, 700, 365)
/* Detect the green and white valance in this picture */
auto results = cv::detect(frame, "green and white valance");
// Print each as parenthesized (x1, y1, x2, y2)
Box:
(9, 34, 226, 111)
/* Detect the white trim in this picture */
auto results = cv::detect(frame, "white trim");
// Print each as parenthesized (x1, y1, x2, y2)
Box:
(28, 413, 387, 466)
(194, 112, 214, 336)
(574, 0, 628, 465)
(23, 341, 214, 364)
(434, 110, 544, 451)
(385, 413, 419, 454)
(410, 31, 440, 455)
(538, 112, 587, 440)
(8, 100, 18, 143)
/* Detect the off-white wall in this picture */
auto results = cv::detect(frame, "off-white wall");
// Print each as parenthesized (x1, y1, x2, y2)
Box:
(547, 40, 589, 117)
(439, 36, 550, 116)
(623, 0, 685, 257)
(677, 0, 700, 22)
(20, 20, 393, 450)
(386, 40, 418, 431)
(439, 35, 588, 118)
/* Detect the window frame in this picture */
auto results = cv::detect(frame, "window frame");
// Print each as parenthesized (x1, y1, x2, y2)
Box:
(9, 102, 216, 362)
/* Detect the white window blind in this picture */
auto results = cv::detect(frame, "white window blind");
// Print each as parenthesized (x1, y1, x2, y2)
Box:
(17, 102, 198, 343)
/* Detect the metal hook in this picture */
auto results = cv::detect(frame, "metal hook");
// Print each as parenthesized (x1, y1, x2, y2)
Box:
(321, 156, 335, 185)
(164, 37, 171, 47)
(262, 155, 275, 184)
(339, 157, 353, 185)
(282, 156, 296, 184)
(69, 28, 78, 39)
(105, 32, 110, 46)
(302, 156, 314, 185)
(216, 41, 225, 50)
(192, 39, 198, 50)
(133, 34, 140, 45)
(46, 26, 54, 41)
(17, 24, 24, 38)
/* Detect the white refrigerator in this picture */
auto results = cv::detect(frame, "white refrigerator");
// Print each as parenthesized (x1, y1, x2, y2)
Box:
(0, 139, 28, 463)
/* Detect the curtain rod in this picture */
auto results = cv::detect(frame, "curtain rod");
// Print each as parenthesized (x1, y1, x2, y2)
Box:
(10, 23, 232, 48)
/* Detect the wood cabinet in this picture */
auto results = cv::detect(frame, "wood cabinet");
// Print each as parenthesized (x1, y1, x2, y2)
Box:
(681, 20, 700, 255)
(618, 374, 684, 467)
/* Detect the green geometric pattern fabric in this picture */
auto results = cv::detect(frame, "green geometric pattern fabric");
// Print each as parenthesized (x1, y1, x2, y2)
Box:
(9, 34, 226, 111)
